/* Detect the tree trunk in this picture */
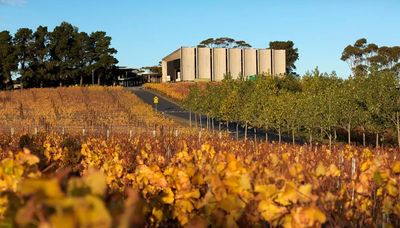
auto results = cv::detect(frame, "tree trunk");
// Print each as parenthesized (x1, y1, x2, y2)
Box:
(328, 134, 332, 151)
(334, 129, 337, 144)
(244, 122, 248, 141)
(397, 111, 400, 148)
(212, 118, 214, 132)
(347, 122, 351, 145)
(218, 121, 221, 131)
(189, 111, 192, 127)
(236, 123, 239, 140)
(362, 127, 366, 147)
(376, 133, 379, 149)
(309, 131, 312, 150)
(80, 75, 83, 86)
(254, 128, 257, 142)
(278, 127, 281, 144)
(292, 129, 295, 145)
(226, 121, 229, 133)
(199, 114, 202, 129)
(97, 74, 101, 85)
(195, 114, 198, 128)
(265, 125, 269, 142)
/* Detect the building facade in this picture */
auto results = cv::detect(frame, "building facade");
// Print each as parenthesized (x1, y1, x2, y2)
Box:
(161, 47, 286, 82)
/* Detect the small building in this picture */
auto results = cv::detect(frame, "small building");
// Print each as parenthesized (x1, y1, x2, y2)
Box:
(116, 67, 144, 86)
(161, 47, 286, 82)
(139, 69, 162, 83)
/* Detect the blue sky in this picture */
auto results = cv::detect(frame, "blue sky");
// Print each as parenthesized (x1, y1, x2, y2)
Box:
(1, 0, 399, 77)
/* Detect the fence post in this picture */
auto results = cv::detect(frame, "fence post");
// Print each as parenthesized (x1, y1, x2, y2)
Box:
(351, 158, 356, 204)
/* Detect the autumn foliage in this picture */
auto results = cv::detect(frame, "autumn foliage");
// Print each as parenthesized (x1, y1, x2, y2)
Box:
(1, 86, 400, 227)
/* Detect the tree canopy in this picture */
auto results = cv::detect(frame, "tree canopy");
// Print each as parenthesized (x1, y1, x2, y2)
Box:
(341, 38, 400, 77)
(269, 41, 299, 74)
(184, 68, 400, 148)
(0, 21, 118, 88)
(198, 37, 252, 48)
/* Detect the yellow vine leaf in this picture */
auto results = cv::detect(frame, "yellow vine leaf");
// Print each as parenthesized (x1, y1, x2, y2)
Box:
(83, 169, 107, 196)
(258, 200, 288, 222)
(315, 162, 326, 177)
(152, 207, 163, 222)
(19, 179, 64, 198)
(161, 188, 175, 204)
(275, 182, 298, 206)
(392, 161, 400, 174)
(298, 184, 313, 203)
(291, 206, 326, 227)
(326, 164, 340, 177)
(386, 181, 398, 197)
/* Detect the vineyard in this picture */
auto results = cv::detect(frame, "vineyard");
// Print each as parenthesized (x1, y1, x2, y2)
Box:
(1, 86, 400, 227)
(1, 130, 400, 227)
(144, 82, 210, 102)
(0, 86, 175, 134)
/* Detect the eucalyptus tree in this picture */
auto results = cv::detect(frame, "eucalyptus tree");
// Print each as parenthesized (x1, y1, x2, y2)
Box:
(198, 37, 251, 48)
(269, 41, 299, 74)
(14, 28, 34, 87)
(89, 31, 118, 85)
(71, 32, 90, 85)
(0, 31, 17, 89)
(48, 22, 79, 86)
(28, 26, 50, 87)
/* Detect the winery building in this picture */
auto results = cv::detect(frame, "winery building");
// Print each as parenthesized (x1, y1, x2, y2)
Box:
(161, 47, 286, 82)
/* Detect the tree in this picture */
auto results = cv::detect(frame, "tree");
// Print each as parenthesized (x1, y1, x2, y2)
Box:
(14, 28, 34, 87)
(0, 31, 17, 89)
(48, 22, 79, 86)
(71, 32, 90, 85)
(269, 41, 299, 74)
(198, 37, 251, 48)
(89, 31, 118, 85)
(29, 26, 50, 87)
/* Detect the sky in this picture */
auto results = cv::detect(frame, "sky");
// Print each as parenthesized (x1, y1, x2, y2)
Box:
(1, 0, 399, 77)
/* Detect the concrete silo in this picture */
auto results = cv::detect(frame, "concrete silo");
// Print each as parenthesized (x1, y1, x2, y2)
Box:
(272, 49, 286, 75)
(213, 48, 227, 81)
(197, 48, 211, 81)
(181, 47, 195, 81)
(243, 48, 257, 77)
(258, 49, 272, 75)
(228, 48, 242, 79)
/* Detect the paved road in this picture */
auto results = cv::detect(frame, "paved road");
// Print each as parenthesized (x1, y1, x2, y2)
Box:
(128, 86, 301, 143)
(128, 87, 191, 123)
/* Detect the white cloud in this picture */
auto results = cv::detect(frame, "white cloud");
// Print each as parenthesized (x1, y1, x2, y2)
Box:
(0, 0, 27, 6)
